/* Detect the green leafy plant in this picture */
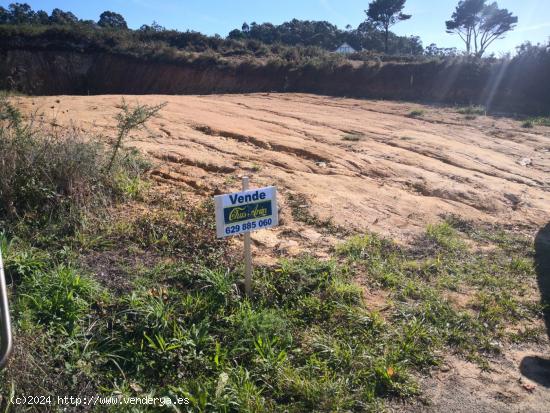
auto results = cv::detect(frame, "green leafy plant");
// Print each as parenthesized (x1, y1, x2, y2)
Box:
(18, 266, 100, 333)
(0, 98, 153, 235)
(408, 109, 425, 118)
(457, 105, 485, 115)
(107, 99, 166, 172)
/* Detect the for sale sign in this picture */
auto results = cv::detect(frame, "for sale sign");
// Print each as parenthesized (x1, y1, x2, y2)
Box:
(214, 186, 278, 238)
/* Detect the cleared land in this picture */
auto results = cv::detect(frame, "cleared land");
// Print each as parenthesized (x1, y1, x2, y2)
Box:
(18, 93, 549, 252)
(12, 93, 550, 412)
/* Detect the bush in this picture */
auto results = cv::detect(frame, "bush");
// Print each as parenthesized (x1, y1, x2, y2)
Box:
(0, 97, 153, 233)
(522, 116, 550, 127)
(457, 105, 485, 116)
(408, 110, 425, 118)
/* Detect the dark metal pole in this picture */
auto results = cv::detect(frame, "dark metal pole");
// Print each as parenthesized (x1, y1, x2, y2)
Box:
(0, 248, 13, 369)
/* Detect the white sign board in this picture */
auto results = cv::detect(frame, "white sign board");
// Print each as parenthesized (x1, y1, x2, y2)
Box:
(214, 186, 278, 238)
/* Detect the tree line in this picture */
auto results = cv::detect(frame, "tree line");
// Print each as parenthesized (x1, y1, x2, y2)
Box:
(230, 0, 518, 57)
(0, 3, 128, 29)
(228, 19, 423, 55)
(0, 1, 519, 58)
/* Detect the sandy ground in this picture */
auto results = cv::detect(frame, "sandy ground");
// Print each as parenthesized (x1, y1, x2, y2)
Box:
(17, 93, 549, 247)
(391, 346, 550, 413)
(14, 94, 550, 411)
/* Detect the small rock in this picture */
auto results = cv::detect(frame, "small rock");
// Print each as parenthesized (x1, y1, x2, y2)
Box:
(518, 157, 532, 167)
(316, 161, 327, 168)
(521, 382, 537, 393)
(440, 364, 451, 372)
(129, 382, 143, 393)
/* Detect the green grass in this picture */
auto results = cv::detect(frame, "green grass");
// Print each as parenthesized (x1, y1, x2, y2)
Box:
(407, 110, 425, 118)
(286, 192, 349, 236)
(336, 218, 541, 366)
(2, 183, 543, 411)
(2, 230, 427, 410)
(426, 221, 466, 252)
(0, 96, 153, 238)
(522, 116, 550, 128)
(456, 105, 485, 116)
(0, 100, 544, 411)
(18, 265, 101, 334)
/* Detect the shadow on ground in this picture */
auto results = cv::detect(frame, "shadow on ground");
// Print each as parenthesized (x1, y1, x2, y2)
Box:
(520, 222, 550, 387)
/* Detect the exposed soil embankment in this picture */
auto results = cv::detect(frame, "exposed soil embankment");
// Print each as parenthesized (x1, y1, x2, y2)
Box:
(2, 49, 549, 114)
(0, 50, 283, 95)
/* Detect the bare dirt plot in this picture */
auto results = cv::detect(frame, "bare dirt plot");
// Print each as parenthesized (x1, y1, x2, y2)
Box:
(17, 93, 549, 252)
(13, 93, 550, 411)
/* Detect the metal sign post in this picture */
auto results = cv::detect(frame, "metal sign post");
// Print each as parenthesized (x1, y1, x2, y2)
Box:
(214, 177, 278, 298)
(0, 248, 13, 369)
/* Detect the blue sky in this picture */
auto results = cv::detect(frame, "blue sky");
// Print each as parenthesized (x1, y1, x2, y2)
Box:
(2, 0, 549, 54)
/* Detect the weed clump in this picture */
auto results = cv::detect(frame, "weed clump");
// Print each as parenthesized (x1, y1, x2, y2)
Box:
(522, 116, 550, 128)
(342, 133, 363, 142)
(0, 97, 157, 235)
(286, 192, 349, 236)
(457, 105, 485, 116)
(408, 110, 425, 118)
(107, 99, 165, 172)
(18, 265, 100, 334)
(426, 222, 466, 252)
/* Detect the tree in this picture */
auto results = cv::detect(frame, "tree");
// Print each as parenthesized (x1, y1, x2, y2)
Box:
(425, 43, 458, 57)
(49, 8, 78, 25)
(80, 19, 97, 27)
(7, 3, 35, 24)
(446, 0, 517, 57)
(139, 21, 165, 32)
(356, 20, 385, 51)
(34, 10, 49, 24)
(225, 18, 423, 54)
(0, 7, 9, 24)
(365, 0, 411, 53)
(98, 11, 128, 29)
(446, 0, 482, 54)
(228, 29, 245, 40)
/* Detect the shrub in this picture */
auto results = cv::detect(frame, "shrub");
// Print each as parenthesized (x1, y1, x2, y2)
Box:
(0, 97, 156, 233)
(457, 105, 485, 116)
(522, 116, 550, 128)
(408, 110, 425, 118)
(107, 98, 165, 173)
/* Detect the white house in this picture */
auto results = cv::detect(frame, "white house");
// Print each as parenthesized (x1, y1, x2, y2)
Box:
(335, 42, 356, 54)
